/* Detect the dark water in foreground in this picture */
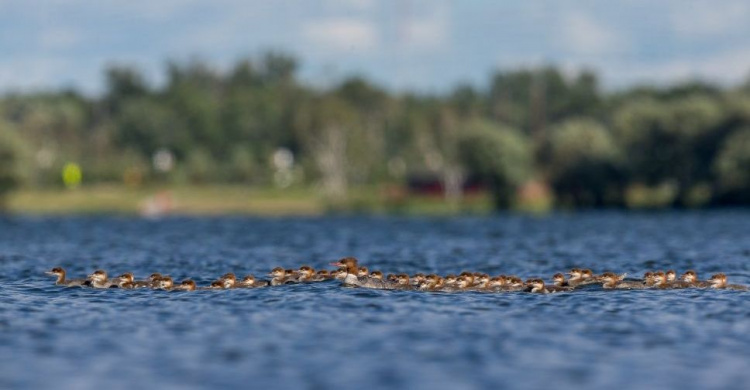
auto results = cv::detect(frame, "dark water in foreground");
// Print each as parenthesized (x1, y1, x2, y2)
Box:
(1, 212, 749, 390)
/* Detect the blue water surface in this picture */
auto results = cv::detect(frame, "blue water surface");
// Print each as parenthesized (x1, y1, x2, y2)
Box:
(0, 211, 749, 390)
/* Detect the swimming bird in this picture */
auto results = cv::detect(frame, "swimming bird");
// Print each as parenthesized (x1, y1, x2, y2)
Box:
(112, 272, 136, 289)
(156, 276, 174, 290)
(680, 270, 711, 288)
(268, 267, 289, 286)
(708, 273, 748, 291)
(297, 266, 316, 282)
(88, 270, 113, 289)
(220, 273, 237, 289)
(600, 272, 647, 289)
(173, 280, 196, 291)
(238, 275, 270, 288)
(46, 267, 88, 287)
(130, 273, 161, 288)
(552, 273, 569, 288)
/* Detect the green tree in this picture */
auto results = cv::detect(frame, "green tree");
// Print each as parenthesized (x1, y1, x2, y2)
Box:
(0, 122, 29, 208)
(714, 127, 750, 204)
(458, 120, 532, 208)
(547, 118, 623, 207)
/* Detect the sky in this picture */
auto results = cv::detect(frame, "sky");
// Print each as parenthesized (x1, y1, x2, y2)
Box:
(1, 0, 749, 95)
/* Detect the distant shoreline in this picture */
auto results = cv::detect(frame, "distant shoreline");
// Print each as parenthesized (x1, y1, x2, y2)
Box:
(5, 184, 747, 216)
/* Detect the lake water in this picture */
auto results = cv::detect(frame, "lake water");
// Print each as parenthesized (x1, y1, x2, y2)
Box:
(1, 212, 749, 389)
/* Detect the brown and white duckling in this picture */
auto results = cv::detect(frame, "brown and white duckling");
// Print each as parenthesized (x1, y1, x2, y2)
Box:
(357, 267, 369, 278)
(665, 270, 677, 283)
(599, 272, 645, 289)
(268, 267, 288, 286)
(453, 275, 473, 290)
(370, 271, 384, 281)
(552, 273, 569, 288)
(708, 273, 749, 291)
(297, 266, 316, 282)
(443, 274, 457, 287)
(46, 267, 88, 287)
(238, 275, 270, 288)
(156, 276, 174, 290)
(220, 273, 237, 289)
(130, 273, 161, 288)
(206, 280, 225, 289)
(526, 278, 549, 294)
(567, 268, 584, 286)
(503, 276, 526, 292)
(410, 273, 426, 287)
(112, 272, 136, 289)
(680, 270, 711, 288)
(643, 271, 657, 287)
(578, 269, 599, 285)
(284, 269, 299, 283)
(88, 270, 113, 288)
(651, 271, 672, 289)
(486, 276, 508, 291)
(471, 274, 491, 290)
(393, 274, 413, 290)
(418, 274, 446, 292)
(173, 280, 196, 291)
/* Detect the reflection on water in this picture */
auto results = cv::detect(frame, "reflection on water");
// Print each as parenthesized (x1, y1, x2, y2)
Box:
(0, 212, 749, 389)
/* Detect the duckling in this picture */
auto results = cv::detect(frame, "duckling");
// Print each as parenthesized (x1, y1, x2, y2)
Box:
(526, 278, 549, 294)
(156, 276, 174, 290)
(132, 273, 161, 288)
(680, 270, 711, 288)
(268, 267, 288, 286)
(410, 273, 426, 287)
(112, 272, 136, 289)
(552, 273, 569, 288)
(600, 272, 647, 289)
(567, 268, 584, 287)
(45, 267, 88, 287)
(88, 270, 113, 289)
(708, 273, 749, 291)
(504, 276, 526, 292)
(173, 280, 196, 291)
(393, 274, 413, 291)
(220, 273, 237, 289)
(238, 275, 270, 288)
(297, 266, 316, 282)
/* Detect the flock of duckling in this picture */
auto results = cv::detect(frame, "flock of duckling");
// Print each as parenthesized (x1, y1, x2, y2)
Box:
(46, 257, 748, 293)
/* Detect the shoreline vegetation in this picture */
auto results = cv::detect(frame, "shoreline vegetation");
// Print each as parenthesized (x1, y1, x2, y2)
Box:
(7, 185, 497, 216)
(2, 53, 750, 212)
(8, 184, 747, 216)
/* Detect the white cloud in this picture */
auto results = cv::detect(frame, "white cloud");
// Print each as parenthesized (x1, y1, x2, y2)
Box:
(558, 11, 629, 55)
(303, 18, 378, 52)
(670, 0, 750, 37)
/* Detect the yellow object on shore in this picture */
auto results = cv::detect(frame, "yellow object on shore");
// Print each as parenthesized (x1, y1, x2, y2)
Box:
(62, 163, 82, 189)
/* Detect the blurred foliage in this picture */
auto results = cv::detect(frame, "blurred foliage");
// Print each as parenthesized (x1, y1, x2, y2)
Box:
(458, 120, 531, 208)
(2, 53, 750, 210)
(545, 118, 623, 207)
(0, 121, 29, 207)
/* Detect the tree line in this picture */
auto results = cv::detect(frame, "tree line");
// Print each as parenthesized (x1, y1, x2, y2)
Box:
(1, 52, 749, 209)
